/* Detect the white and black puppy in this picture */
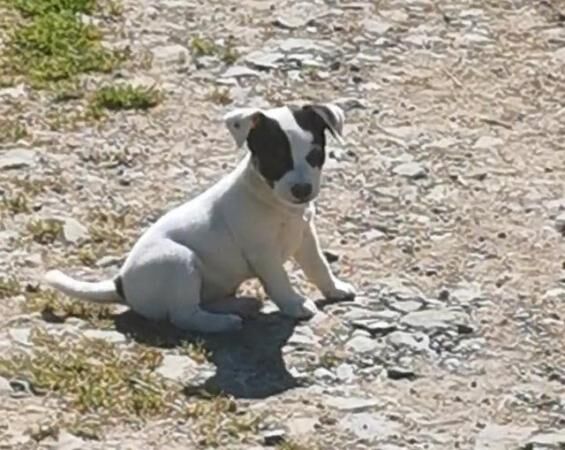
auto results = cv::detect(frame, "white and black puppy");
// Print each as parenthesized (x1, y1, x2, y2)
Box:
(45, 103, 356, 333)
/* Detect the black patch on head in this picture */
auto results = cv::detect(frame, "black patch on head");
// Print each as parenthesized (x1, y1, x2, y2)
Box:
(246, 114, 293, 186)
(291, 105, 328, 169)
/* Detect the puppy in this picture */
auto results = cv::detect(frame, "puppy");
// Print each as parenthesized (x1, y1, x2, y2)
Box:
(45, 103, 356, 333)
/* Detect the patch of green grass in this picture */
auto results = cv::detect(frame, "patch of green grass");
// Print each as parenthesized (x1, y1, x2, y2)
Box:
(0, 329, 169, 415)
(1, 0, 124, 87)
(90, 84, 161, 113)
(24, 288, 115, 326)
(190, 35, 239, 64)
(6, 0, 96, 16)
(0, 276, 21, 299)
(0, 328, 260, 444)
(27, 217, 63, 244)
(6, 11, 119, 85)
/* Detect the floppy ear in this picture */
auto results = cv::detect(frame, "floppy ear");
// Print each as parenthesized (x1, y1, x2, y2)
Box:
(310, 103, 345, 144)
(224, 108, 263, 148)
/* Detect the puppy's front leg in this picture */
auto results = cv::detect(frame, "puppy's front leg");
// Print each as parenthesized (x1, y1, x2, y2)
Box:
(294, 222, 356, 301)
(250, 253, 318, 319)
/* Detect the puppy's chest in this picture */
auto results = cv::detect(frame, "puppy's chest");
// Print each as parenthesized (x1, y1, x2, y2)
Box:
(275, 214, 309, 260)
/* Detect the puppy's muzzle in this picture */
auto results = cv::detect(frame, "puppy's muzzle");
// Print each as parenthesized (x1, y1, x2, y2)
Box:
(291, 183, 313, 202)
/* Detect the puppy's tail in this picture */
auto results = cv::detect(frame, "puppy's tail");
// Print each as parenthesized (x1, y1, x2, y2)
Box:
(44, 270, 124, 304)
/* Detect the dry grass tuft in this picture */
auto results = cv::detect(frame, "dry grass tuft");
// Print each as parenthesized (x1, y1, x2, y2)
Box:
(0, 276, 21, 299)
(24, 287, 115, 326)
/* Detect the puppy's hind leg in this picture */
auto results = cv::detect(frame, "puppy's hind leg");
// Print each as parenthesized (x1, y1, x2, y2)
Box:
(165, 249, 243, 333)
(203, 296, 263, 319)
(172, 306, 243, 333)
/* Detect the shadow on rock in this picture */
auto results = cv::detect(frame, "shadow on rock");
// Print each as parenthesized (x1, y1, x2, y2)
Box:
(113, 309, 300, 399)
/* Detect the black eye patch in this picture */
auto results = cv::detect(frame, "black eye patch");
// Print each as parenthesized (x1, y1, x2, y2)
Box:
(246, 114, 293, 186)
(291, 105, 328, 169)
(306, 146, 325, 168)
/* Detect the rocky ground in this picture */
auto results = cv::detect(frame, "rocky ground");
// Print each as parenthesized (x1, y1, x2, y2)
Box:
(1, 0, 565, 449)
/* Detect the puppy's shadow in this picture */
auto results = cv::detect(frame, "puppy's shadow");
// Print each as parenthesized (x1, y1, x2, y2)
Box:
(114, 308, 300, 399)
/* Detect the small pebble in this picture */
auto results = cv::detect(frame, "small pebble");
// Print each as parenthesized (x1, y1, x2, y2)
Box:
(263, 429, 286, 446)
(387, 367, 417, 381)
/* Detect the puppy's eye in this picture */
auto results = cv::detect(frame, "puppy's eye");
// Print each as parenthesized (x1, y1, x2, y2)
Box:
(306, 146, 325, 168)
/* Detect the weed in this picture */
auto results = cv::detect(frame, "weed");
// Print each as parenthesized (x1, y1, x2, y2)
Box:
(221, 36, 239, 65)
(190, 36, 216, 57)
(0, 119, 28, 143)
(1, 191, 30, 215)
(65, 416, 104, 440)
(77, 245, 97, 266)
(0, 276, 21, 298)
(318, 349, 344, 369)
(87, 208, 131, 250)
(185, 395, 260, 447)
(190, 35, 239, 64)
(207, 87, 232, 105)
(179, 339, 210, 364)
(24, 288, 114, 326)
(103, 0, 122, 16)
(90, 84, 160, 113)
(10, 175, 65, 196)
(27, 217, 63, 244)
(52, 80, 84, 102)
(44, 108, 89, 131)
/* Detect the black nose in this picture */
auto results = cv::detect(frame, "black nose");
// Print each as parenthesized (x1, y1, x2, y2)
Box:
(291, 183, 313, 201)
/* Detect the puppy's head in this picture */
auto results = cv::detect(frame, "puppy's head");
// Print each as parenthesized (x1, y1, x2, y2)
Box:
(224, 104, 344, 205)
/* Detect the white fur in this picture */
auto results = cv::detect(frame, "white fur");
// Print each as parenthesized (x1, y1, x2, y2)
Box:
(44, 105, 356, 333)
(44, 270, 120, 303)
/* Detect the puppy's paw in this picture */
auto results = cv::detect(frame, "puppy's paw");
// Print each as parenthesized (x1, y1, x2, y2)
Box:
(323, 278, 356, 301)
(279, 296, 319, 320)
